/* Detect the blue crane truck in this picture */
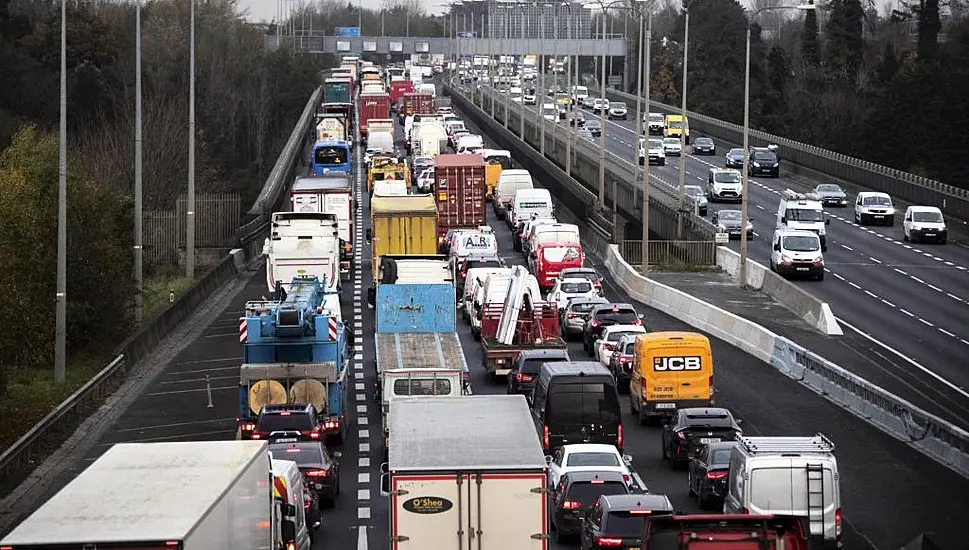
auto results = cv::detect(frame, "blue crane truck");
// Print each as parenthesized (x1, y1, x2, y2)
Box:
(238, 275, 351, 444)
(370, 255, 470, 458)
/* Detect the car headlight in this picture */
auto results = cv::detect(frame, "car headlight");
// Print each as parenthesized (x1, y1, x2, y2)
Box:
(772, 163, 779, 167)
(718, 224, 726, 231)
(753, 162, 761, 167)
(782, 255, 793, 263)
(819, 226, 826, 236)
(813, 256, 824, 264)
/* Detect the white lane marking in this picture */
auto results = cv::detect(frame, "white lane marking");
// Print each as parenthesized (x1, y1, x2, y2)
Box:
(357, 404, 367, 413)
(868, 256, 882, 264)
(848, 281, 861, 289)
(358, 526, 369, 550)
(918, 318, 934, 327)
(836, 317, 969, 401)
(358, 507, 371, 519)
(880, 299, 895, 308)
(359, 429, 370, 439)
(864, 290, 878, 299)
(939, 327, 957, 338)
(358, 489, 371, 500)
(899, 308, 914, 317)
(359, 416, 369, 426)
(360, 456, 370, 467)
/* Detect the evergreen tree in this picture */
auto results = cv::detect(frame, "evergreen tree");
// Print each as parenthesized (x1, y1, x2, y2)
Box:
(824, 0, 865, 78)
(876, 42, 900, 84)
(917, 0, 942, 61)
(800, 0, 820, 67)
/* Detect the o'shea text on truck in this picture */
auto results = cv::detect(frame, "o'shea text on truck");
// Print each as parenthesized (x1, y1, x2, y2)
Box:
(402, 496, 454, 514)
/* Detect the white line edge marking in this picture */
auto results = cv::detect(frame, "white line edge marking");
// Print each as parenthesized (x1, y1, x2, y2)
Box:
(836, 317, 969, 401)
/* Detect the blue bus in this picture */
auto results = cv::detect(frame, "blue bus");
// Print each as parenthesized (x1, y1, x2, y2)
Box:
(311, 140, 352, 176)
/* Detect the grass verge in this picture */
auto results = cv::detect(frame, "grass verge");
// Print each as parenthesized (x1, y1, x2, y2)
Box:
(0, 270, 198, 455)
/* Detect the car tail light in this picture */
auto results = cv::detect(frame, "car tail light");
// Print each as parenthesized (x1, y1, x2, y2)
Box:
(633, 318, 643, 326)
(517, 373, 533, 382)
(323, 420, 339, 430)
(835, 508, 842, 538)
(741, 507, 749, 514)
(567, 312, 578, 318)
(590, 320, 600, 328)
(596, 537, 623, 547)
(279, 411, 291, 416)
(305, 469, 329, 478)
(617, 424, 623, 449)
(603, 343, 615, 350)
(709, 375, 715, 398)
(241, 422, 255, 432)
(251, 432, 265, 440)
(543, 425, 549, 449)
(676, 431, 686, 440)
(706, 470, 728, 480)
(622, 473, 630, 483)
(303, 430, 320, 439)
(561, 500, 581, 510)
(287, 543, 296, 550)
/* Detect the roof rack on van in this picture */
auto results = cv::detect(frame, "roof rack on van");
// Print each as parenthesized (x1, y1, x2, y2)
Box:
(737, 433, 835, 455)
(782, 189, 821, 202)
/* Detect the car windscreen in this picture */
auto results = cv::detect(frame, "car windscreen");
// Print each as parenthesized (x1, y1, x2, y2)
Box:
(606, 511, 660, 536)
(817, 184, 841, 193)
(258, 413, 314, 432)
(569, 301, 601, 314)
(782, 235, 820, 252)
(753, 151, 777, 162)
(714, 172, 741, 183)
(709, 448, 734, 466)
(548, 382, 621, 425)
(561, 281, 593, 294)
(566, 481, 628, 505)
(566, 452, 620, 467)
(563, 269, 600, 282)
(467, 259, 503, 269)
(685, 186, 704, 197)
(786, 208, 823, 222)
(314, 147, 346, 165)
(521, 357, 567, 375)
(621, 341, 636, 355)
(684, 414, 735, 429)
(862, 195, 892, 206)
(606, 330, 638, 343)
(913, 211, 943, 222)
(595, 309, 638, 324)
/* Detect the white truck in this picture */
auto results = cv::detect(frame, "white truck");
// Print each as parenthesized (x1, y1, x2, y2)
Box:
(368, 119, 396, 154)
(264, 212, 341, 294)
(290, 174, 353, 280)
(413, 120, 447, 156)
(1, 441, 276, 550)
(380, 395, 548, 550)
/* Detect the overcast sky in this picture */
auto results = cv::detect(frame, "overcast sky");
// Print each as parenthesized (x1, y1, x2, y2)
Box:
(238, 0, 454, 23)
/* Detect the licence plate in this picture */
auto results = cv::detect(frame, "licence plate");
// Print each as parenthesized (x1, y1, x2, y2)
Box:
(655, 403, 676, 410)
(796, 267, 809, 271)
(925, 233, 935, 237)
(699, 438, 721, 444)
(873, 214, 884, 218)
(274, 437, 298, 443)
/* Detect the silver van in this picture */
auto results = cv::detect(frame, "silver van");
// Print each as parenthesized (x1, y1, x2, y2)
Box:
(724, 434, 841, 549)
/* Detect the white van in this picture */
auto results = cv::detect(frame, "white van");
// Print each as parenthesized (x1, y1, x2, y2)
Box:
(854, 191, 896, 226)
(450, 229, 499, 260)
(776, 189, 830, 251)
(470, 272, 542, 337)
(419, 82, 436, 97)
(509, 188, 554, 227)
(269, 458, 314, 549)
(527, 223, 580, 254)
(462, 267, 511, 321)
(724, 435, 842, 549)
(494, 169, 534, 219)
(456, 134, 484, 154)
(769, 228, 824, 281)
(518, 216, 558, 254)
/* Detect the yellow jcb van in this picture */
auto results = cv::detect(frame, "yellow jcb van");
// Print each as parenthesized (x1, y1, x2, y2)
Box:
(629, 331, 713, 423)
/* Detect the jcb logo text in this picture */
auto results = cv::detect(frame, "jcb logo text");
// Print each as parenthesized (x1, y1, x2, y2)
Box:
(653, 356, 702, 371)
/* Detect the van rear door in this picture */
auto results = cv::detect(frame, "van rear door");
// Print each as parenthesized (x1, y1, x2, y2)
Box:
(546, 380, 621, 448)
(648, 344, 710, 403)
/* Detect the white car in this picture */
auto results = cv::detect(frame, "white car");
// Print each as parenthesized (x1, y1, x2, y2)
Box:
(595, 324, 647, 366)
(591, 98, 610, 114)
(903, 205, 947, 244)
(542, 103, 558, 122)
(854, 191, 896, 226)
(547, 278, 598, 310)
(662, 137, 682, 156)
(547, 444, 637, 490)
(640, 138, 666, 166)
(416, 168, 434, 193)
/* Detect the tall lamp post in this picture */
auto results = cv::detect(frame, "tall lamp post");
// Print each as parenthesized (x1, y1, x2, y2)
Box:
(134, 1, 144, 325)
(55, 0, 68, 383)
(596, 5, 606, 212)
(186, 0, 196, 279)
(675, 0, 690, 240)
(562, 0, 573, 176)
(636, 9, 653, 272)
(739, 2, 815, 285)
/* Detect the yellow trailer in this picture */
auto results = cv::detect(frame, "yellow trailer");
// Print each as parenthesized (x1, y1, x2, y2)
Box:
(368, 194, 439, 278)
(368, 157, 411, 192)
(482, 149, 512, 200)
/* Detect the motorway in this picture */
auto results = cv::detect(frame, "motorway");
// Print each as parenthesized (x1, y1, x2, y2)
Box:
(5, 88, 966, 550)
(501, 79, 969, 426)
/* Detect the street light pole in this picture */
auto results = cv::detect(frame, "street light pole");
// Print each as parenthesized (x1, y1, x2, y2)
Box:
(186, 0, 196, 279)
(519, 3, 526, 138)
(642, 10, 651, 274)
(503, 7, 509, 128)
(55, 0, 68, 384)
(676, 4, 689, 239)
(564, 2, 572, 176)
(632, 11, 644, 256)
(596, 7, 606, 212)
(539, 4, 546, 155)
(134, 1, 144, 325)
(740, 3, 815, 286)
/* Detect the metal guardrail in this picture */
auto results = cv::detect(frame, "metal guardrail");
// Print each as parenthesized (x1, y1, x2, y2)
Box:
(463, 85, 716, 240)
(619, 240, 716, 268)
(0, 86, 324, 485)
(596, 85, 969, 221)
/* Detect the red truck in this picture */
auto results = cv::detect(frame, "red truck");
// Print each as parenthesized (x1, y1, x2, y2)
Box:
(434, 154, 487, 243)
(390, 80, 414, 106)
(479, 301, 566, 378)
(641, 514, 811, 550)
(400, 92, 434, 122)
(359, 92, 391, 141)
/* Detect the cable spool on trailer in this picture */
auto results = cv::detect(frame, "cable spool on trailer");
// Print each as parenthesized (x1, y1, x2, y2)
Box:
(249, 380, 287, 414)
(289, 379, 328, 413)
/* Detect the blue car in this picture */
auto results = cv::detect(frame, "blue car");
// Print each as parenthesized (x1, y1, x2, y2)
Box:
(724, 147, 744, 168)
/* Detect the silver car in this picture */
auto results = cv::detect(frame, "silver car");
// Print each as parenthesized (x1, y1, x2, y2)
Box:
(559, 296, 609, 339)
(684, 185, 709, 216)
(813, 183, 848, 207)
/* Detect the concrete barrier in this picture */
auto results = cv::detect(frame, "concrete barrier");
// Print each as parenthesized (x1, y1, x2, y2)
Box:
(603, 243, 969, 479)
(715, 247, 842, 336)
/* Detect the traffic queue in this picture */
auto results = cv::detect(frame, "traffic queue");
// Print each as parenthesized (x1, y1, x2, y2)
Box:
(0, 57, 842, 550)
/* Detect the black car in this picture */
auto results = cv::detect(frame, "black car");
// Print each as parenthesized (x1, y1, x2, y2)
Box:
(249, 404, 323, 443)
(583, 303, 643, 355)
(661, 408, 743, 468)
(691, 136, 716, 155)
(748, 146, 780, 177)
(550, 471, 630, 542)
(607, 334, 637, 391)
(268, 441, 341, 523)
(507, 348, 571, 396)
(688, 441, 738, 509)
(579, 494, 674, 550)
(724, 147, 745, 168)
(585, 119, 602, 137)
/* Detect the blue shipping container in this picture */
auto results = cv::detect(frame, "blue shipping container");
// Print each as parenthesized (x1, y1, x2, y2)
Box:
(376, 284, 456, 333)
